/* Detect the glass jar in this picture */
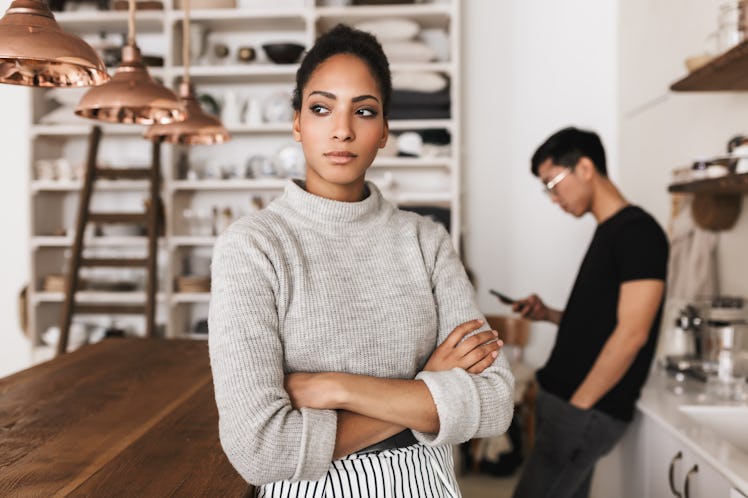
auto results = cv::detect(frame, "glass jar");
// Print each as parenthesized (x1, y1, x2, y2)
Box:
(703, 321, 748, 401)
(717, 1, 743, 52)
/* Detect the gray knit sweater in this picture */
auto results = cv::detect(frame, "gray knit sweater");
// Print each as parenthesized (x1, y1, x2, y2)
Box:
(209, 180, 514, 485)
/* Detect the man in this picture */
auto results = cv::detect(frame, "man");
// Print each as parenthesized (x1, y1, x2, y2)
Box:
(509, 127, 669, 498)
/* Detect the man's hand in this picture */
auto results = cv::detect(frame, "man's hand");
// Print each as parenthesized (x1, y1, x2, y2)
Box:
(512, 294, 563, 324)
(423, 319, 502, 374)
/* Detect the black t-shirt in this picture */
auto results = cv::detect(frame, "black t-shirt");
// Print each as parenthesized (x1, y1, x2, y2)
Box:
(536, 205, 669, 422)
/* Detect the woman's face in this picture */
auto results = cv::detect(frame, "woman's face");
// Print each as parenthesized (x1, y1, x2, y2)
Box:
(293, 53, 388, 202)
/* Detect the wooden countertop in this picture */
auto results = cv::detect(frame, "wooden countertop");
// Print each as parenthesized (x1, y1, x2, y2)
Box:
(0, 338, 250, 497)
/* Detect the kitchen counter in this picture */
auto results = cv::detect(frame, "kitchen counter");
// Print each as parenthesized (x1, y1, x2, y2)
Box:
(637, 367, 748, 494)
(0, 338, 249, 496)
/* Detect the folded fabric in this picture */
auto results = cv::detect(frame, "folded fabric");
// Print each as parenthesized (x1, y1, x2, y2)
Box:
(389, 106, 450, 120)
(418, 28, 450, 62)
(392, 71, 448, 93)
(354, 18, 420, 41)
(392, 87, 451, 107)
(666, 196, 719, 300)
(390, 87, 451, 119)
(383, 40, 437, 63)
(419, 128, 451, 145)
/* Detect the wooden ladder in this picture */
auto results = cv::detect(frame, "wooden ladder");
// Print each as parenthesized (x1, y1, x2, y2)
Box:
(57, 126, 162, 356)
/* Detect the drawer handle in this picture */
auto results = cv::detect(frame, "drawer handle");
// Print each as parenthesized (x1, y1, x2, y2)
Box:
(684, 464, 698, 498)
(668, 451, 683, 497)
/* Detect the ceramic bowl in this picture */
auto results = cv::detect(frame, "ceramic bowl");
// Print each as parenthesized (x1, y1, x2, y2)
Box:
(262, 43, 305, 64)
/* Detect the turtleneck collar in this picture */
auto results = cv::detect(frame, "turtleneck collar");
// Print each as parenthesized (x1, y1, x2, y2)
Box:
(270, 179, 392, 231)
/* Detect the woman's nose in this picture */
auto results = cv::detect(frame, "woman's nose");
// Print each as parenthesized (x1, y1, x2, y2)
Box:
(332, 114, 354, 141)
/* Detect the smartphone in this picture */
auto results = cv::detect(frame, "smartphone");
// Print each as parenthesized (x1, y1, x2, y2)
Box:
(489, 289, 516, 305)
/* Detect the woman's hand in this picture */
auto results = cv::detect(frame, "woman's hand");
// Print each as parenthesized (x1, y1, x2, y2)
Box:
(423, 319, 502, 374)
(285, 372, 341, 410)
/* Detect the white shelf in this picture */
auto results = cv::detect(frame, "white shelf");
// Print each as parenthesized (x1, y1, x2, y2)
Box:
(32, 236, 154, 248)
(182, 332, 209, 340)
(172, 292, 211, 304)
(172, 8, 308, 30)
(171, 178, 288, 190)
(54, 10, 166, 32)
(33, 291, 167, 304)
(170, 236, 218, 246)
(389, 62, 454, 74)
(177, 64, 298, 83)
(31, 236, 74, 248)
(388, 119, 453, 131)
(32, 124, 149, 137)
(226, 123, 293, 134)
(31, 180, 151, 192)
(316, 3, 452, 30)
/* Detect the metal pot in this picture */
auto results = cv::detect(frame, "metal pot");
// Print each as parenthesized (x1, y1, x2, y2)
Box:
(701, 320, 748, 378)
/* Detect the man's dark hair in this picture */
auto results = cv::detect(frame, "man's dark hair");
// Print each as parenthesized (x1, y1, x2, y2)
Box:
(292, 24, 392, 117)
(531, 126, 607, 177)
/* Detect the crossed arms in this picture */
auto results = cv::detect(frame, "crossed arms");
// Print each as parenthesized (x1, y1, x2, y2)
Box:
(285, 319, 503, 458)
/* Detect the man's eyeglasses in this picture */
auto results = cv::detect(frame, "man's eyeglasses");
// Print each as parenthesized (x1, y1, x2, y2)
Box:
(542, 168, 571, 195)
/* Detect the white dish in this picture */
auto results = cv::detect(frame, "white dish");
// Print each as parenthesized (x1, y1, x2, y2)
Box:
(263, 92, 294, 124)
(354, 18, 420, 41)
(274, 144, 305, 178)
(392, 71, 448, 92)
(382, 41, 436, 63)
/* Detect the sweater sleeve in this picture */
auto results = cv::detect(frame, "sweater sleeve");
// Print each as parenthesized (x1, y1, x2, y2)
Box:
(208, 225, 338, 485)
(411, 224, 515, 446)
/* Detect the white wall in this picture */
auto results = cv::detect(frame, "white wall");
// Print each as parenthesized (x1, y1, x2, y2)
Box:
(618, 0, 748, 298)
(0, 0, 31, 377)
(462, 0, 619, 367)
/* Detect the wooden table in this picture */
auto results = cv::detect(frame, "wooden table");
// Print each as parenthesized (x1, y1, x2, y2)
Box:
(0, 338, 250, 497)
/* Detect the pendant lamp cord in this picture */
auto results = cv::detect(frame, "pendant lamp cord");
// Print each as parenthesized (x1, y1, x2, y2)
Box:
(127, 0, 136, 46)
(183, 0, 191, 85)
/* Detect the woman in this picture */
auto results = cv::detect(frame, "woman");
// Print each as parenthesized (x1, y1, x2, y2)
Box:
(209, 24, 514, 497)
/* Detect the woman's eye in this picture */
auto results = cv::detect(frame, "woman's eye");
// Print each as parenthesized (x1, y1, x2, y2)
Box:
(310, 105, 330, 115)
(357, 108, 377, 117)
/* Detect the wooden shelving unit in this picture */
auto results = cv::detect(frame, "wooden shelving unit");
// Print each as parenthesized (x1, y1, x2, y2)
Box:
(668, 172, 748, 194)
(671, 40, 748, 91)
(669, 39, 748, 195)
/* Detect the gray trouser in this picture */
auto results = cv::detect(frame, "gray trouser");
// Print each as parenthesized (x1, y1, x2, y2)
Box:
(511, 388, 627, 498)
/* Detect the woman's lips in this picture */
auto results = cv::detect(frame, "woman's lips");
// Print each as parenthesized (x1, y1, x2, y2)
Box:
(324, 151, 357, 164)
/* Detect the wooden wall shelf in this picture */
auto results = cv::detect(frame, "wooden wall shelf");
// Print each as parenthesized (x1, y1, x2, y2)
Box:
(668, 172, 748, 194)
(671, 40, 748, 91)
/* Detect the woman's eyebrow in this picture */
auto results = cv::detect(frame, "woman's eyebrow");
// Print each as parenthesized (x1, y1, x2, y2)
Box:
(352, 94, 379, 103)
(307, 90, 380, 104)
(308, 90, 336, 100)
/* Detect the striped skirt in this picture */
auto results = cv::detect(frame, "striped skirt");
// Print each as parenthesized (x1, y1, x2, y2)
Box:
(255, 443, 461, 498)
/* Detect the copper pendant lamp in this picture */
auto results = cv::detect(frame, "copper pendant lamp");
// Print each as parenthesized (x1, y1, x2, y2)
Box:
(145, 0, 229, 144)
(0, 0, 109, 87)
(74, 0, 185, 124)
